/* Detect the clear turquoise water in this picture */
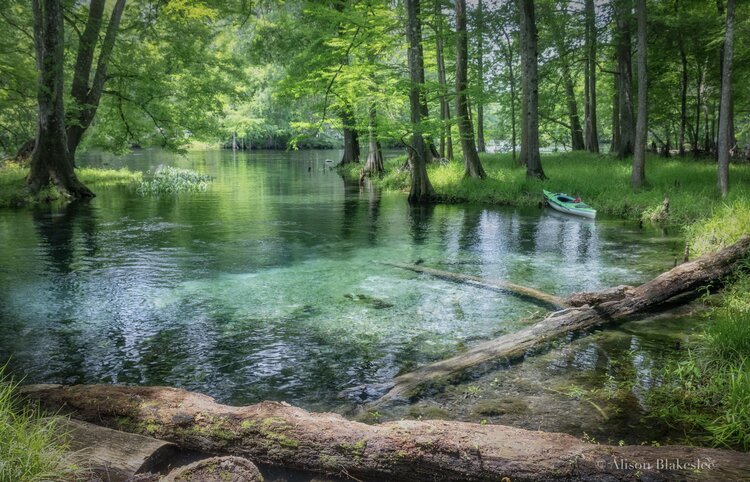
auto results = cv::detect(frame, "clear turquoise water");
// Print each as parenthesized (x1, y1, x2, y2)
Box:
(0, 149, 684, 411)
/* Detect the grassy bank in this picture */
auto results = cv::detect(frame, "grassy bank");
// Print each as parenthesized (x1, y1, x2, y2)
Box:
(0, 368, 78, 481)
(648, 202, 750, 450)
(0, 163, 141, 208)
(348, 152, 750, 225)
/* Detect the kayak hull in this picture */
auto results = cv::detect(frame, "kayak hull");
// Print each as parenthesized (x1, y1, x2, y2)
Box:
(543, 190, 596, 219)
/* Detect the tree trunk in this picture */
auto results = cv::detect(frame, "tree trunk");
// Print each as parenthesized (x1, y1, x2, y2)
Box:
(583, 0, 599, 153)
(501, 26, 518, 165)
(67, 0, 127, 166)
(717, 0, 734, 197)
(520, 0, 545, 179)
(631, 0, 647, 188)
(562, 61, 584, 151)
(363, 104, 384, 176)
(693, 63, 703, 156)
(610, 75, 620, 154)
(475, 0, 486, 153)
(615, 0, 635, 159)
(456, 0, 486, 178)
(385, 262, 566, 309)
(340, 106, 360, 165)
(406, 0, 434, 203)
(28, 0, 94, 199)
(23, 384, 750, 482)
(434, 0, 453, 161)
(374, 234, 750, 405)
(677, 1, 688, 157)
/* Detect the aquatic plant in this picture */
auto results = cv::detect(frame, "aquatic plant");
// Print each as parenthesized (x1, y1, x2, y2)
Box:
(0, 366, 78, 481)
(137, 165, 213, 195)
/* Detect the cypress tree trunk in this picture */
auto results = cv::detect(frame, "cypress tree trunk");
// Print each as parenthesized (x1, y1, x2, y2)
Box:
(717, 0, 735, 197)
(610, 74, 620, 154)
(677, 1, 688, 157)
(340, 106, 360, 165)
(475, 0, 486, 153)
(406, 0, 434, 203)
(455, 0, 486, 178)
(435, 1, 453, 161)
(66, 0, 127, 166)
(28, 0, 93, 199)
(616, 0, 635, 159)
(583, 0, 599, 153)
(363, 104, 383, 176)
(631, 0, 647, 188)
(501, 26, 518, 165)
(520, 0, 545, 179)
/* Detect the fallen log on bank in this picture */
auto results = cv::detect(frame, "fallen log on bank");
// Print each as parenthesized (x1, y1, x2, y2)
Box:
(372, 235, 750, 405)
(22, 384, 750, 482)
(384, 262, 567, 309)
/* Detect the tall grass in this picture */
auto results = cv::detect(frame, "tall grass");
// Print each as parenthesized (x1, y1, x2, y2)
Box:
(648, 210, 750, 450)
(350, 152, 750, 225)
(0, 367, 78, 481)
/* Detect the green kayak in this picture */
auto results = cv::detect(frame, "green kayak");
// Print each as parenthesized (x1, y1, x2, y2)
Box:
(543, 190, 597, 219)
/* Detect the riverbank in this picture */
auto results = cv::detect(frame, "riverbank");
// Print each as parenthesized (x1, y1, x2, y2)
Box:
(0, 163, 141, 208)
(345, 152, 750, 225)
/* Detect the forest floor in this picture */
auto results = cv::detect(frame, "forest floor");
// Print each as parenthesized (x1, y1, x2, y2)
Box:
(347, 151, 750, 225)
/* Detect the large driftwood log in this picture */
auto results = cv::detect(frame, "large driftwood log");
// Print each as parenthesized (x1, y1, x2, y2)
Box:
(22, 384, 750, 482)
(384, 262, 567, 309)
(373, 235, 750, 405)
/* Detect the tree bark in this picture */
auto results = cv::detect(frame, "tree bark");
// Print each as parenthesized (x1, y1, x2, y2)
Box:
(610, 74, 620, 154)
(475, 0, 486, 153)
(22, 384, 750, 482)
(677, 0, 688, 157)
(615, 0, 635, 159)
(563, 69, 584, 151)
(384, 262, 567, 309)
(406, 0, 434, 203)
(519, 0, 545, 179)
(340, 106, 360, 165)
(67, 0, 127, 166)
(456, 0, 486, 178)
(501, 26, 518, 165)
(434, 1, 453, 161)
(374, 234, 750, 406)
(631, 0, 647, 188)
(717, 0, 734, 197)
(583, 0, 599, 153)
(28, 0, 94, 199)
(363, 104, 383, 176)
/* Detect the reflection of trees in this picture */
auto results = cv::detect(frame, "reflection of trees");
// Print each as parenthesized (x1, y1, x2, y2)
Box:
(407, 203, 435, 245)
(33, 200, 97, 274)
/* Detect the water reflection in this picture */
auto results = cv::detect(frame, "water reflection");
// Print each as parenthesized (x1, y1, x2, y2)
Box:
(0, 149, 682, 410)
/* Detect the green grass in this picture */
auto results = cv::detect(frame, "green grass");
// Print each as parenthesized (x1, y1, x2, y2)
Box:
(0, 367, 79, 481)
(0, 163, 141, 209)
(136, 165, 212, 195)
(647, 203, 750, 450)
(348, 152, 750, 225)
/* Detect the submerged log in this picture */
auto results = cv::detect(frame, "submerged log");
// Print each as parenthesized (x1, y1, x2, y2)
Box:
(22, 384, 750, 482)
(54, 417, 177, 482)
(373, 235, 750, 405)
(384, 262, 567, 309)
